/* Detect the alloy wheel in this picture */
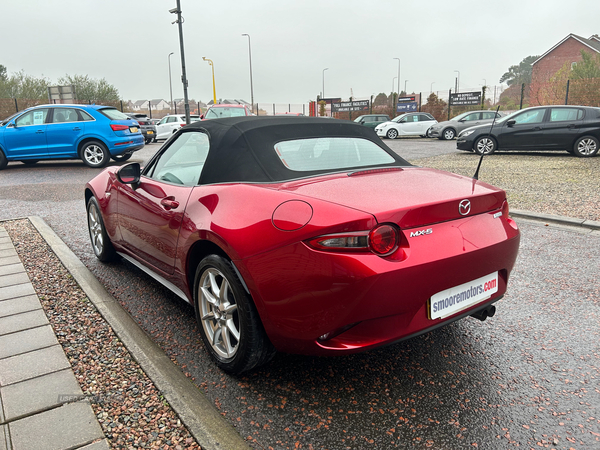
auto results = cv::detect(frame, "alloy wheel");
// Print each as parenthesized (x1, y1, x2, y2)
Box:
(577, 138, 597, 156)
(476, 138, 495, 154)
(84, 145, 105, 165)
(199, 268, 240, 359)
(88, 203, 104, 256)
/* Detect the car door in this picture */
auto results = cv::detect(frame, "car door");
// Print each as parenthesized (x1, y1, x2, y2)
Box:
(398, 114, 421, 135)
(117, 131, 209, 274)
(456, 112, 482, 134)
(542, 107, 584, 150)
(417, 114, 436, 134)
(497, 108, 547, 149)
(2, 108, 50, 159)
(156, 116, 175, 140)
(45, 108, 86, 157)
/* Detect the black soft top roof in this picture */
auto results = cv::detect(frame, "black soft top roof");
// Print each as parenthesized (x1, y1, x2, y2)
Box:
(177, 116, 411, 184)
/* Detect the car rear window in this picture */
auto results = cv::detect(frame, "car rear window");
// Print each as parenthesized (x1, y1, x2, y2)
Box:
(274, 137, 395, 172)
(99, 108, 130, 120)
(205, 108, 247, 119)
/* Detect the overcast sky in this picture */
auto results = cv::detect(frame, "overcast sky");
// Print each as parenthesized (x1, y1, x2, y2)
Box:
(3, 0, 599, 106)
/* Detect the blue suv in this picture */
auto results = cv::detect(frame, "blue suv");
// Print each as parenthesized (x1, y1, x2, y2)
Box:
(0, 104, 145, 170)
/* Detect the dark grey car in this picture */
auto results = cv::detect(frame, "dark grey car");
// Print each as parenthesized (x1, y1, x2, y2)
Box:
(428, 110, 502, 140)
(125, 113, 158, 145)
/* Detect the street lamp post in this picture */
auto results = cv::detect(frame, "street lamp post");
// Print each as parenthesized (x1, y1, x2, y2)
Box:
(430, 82, 435, 94)
(322, 68, 329, 100)
(202, 57, 217, 105)
(394, 57, 400, 99)
(392, 76, 397, 110)
(404, 80, 408, 94)
(242, 34, 254, 114)
(170, 1, 190, 124)
(454, 70, 460, 93)
(168, 52, 174, 114)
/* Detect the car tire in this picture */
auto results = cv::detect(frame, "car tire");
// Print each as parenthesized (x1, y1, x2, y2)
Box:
(442, 128, 456, 140)
(81, 141, 110, 168)
(573, 136, 599, 157)
(386, 129, 398, 139)
(474, 136, 497, 155)
(152, 138, 158, 143)
(86, 196, 118, 262)
(194, 255, 275, 374)
(112, 153, 132, 162)
(0, 150, 7, 170)
(21, 160, 39, 165)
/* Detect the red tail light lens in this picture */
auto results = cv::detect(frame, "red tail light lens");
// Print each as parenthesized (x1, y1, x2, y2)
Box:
(111, 124, 129, 131)
(180, 123, 186, 127)
(368, 224, 399, 256)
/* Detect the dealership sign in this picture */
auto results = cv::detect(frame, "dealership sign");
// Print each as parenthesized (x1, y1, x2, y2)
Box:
(331, 100, 370, 112)
(449, 92, 481, 106)
(397, 102, 418, 112)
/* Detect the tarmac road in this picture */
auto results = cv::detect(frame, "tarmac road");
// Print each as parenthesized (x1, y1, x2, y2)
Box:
(1, 139, 599, 449)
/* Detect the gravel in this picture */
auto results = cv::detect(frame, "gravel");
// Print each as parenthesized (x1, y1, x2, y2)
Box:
(409, 151, 600, 221)
(3, 219, 202, 450)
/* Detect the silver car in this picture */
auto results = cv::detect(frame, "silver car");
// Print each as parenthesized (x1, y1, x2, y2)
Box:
(428, 110, 502, 140)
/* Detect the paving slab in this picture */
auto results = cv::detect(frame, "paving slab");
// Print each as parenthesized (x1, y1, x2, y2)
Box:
(0, 325, 58, 359)
(1, 369, 83, 422)
(0, 263, 25, 277)
(0, 295, 42, 318)
(0, 424, 8, 450)
(0, 243, 12, 251)
(0, 309, 50, 336)
(78, 439, 111, 450)
(0, 272, 30, 289)
(0, 283, 36, 302)
(9, 401, 104, 450)
(0, 255, 19, 267)
(0, 345, 71, 387)
(0, 249, 17, 259)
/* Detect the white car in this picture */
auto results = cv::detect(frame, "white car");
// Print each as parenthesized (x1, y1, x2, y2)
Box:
(155, 114, 201, 141)
(375, 112, 437, 139)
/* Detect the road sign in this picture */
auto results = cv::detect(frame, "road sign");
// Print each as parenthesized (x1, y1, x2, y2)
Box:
(397, 102, 418, 112)
(449, 92, 481, 106)
(331, 100, 370, 113)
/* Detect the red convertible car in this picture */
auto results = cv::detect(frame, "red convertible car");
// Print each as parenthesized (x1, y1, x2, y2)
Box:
(85, 116, 520, 373)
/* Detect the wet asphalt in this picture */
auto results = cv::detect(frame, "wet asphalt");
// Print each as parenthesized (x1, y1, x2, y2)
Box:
(1, 140, 598, 449)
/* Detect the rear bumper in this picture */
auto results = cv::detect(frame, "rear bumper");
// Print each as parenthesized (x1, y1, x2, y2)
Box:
(239, 212, 520, 355)
(107, 135, 145, 156)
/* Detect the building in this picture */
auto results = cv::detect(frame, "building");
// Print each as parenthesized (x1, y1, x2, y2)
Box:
(530, 34, 600, 106)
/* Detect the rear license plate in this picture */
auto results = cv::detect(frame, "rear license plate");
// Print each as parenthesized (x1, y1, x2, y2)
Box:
(130, 127, 138, 133)
(429, 272, 498, 320)
(147, 130, 153, 134)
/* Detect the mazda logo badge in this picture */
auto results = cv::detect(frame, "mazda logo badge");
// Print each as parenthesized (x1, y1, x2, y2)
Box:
(459, 199, 471, 216)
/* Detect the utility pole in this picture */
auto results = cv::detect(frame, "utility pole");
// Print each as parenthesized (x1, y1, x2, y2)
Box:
(170, 1, 190, 124)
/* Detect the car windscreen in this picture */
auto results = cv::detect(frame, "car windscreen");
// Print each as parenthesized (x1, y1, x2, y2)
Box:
(205, 108, 247, 119)
(391, 114, 407, 123)
(99, 108, 130, 120)
(274, 137, 396, 172)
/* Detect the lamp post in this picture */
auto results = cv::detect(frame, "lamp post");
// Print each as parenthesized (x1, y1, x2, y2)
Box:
(168, 52, 174, 114)
(202, 57, 217, 105)
(454, 70, 460, 93)
(170, 1, 190, 124)
(394, 57, 400, 99)
(392, 76, 397, 110)
(404, 80, 408, 94)
(430, 82, 435, 94)
(241, 34, 254, 114)
(322, 68, 329, 100)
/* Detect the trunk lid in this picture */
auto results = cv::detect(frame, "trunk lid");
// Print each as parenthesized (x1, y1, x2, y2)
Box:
(272, 167, 505, 229)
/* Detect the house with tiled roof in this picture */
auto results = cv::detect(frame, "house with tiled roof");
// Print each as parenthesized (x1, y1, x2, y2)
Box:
(530, 33, 600, 106)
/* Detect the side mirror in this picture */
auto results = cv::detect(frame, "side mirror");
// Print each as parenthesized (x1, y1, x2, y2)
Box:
(506, 119, 516, 127)
(7, 121, 16, 128)
(116, 162, 141, 185)
(458, 119, 466, 122)
(200, 114, 205, 120)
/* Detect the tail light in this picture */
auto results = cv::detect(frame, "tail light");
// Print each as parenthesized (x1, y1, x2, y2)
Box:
(306, 224, 400, 257)
(180, 123, 186, 127)
(368, 224, 399, 256)
(111, 124, 129, 131)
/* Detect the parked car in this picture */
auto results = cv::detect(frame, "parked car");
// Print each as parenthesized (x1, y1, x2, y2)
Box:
(202, 104, 253, 119)
(428, 110, 503, 140)
(354, 114, 390, 129)
(86, 116, 520, 373)
(375, 112, 437, 139)
(0, 104, 144, 169)
(456, 105, 600, 157)
(155, 114, 201, 141)
(124, 113, 157, 145)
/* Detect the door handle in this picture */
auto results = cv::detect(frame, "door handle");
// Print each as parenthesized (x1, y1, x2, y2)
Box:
(567, 124, 576, 129)
(72, 127, 81, 131)
(160, 197, 179, 210)
(35, 130, 44, 134)
(533, 126, 542, 131)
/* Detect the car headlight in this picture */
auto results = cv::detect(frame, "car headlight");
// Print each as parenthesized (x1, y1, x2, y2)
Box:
(459, 130, 476, 138)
